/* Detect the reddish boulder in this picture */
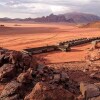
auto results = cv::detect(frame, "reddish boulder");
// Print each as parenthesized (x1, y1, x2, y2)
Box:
(24, 82, 75, 100)
(80, 82, 100, 99)
(21, 54, 33, 71)
(0, 64, 16, 82)
(22, 54, 32, 66)
(9, 51, 22, 64)
(17, 70, 33, 84)
(0, 80, 23, 100)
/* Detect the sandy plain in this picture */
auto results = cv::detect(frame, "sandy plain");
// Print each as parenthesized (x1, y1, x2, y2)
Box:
(0, 22, 100, 63)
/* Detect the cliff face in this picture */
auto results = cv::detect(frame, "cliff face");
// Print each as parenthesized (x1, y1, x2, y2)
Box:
(33, 14, 74, 23)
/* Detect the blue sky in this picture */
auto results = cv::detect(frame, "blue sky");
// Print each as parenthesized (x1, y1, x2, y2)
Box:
(0, 0, 100, 18)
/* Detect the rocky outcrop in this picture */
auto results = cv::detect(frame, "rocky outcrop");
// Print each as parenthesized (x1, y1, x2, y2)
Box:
(17, 70, 33, 84)
(0, 64, 16, 82)
(0, 48, 100, 100)
(80, 82, 100, 100)
(0, 48, 38, 83)
(24, 82, 75, 100)
(0, 48, 38, 99)
(0, 80, 23, 100)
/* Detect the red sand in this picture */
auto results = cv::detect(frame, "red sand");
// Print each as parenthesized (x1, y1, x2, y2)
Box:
(0, 22, 100, 63)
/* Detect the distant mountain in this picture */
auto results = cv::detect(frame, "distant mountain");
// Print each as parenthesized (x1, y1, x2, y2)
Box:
(0, 17, 12, 21)
(0, 17, 22, 21)
(33, 12, 100, 23)
(81, 21, 100, 28)
(62, 12, 100, 23)
(0, 14, 74, 23)
(0, 12, 100, 23)
(33, 14, 74, 23)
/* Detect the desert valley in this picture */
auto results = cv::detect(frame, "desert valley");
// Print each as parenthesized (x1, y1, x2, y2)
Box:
(0, 1, 100, 98)
(0, 21, 100, 62)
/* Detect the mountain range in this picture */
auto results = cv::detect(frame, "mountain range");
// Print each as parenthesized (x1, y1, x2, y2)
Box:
(62, 12, 100, 23)
(0, 12, 100, 23)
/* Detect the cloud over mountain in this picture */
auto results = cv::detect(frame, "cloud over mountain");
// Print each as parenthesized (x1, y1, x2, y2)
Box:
(0, 0, 100, 18)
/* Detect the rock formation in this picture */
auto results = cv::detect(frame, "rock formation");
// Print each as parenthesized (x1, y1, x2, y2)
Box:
(0, 47, 99, 100)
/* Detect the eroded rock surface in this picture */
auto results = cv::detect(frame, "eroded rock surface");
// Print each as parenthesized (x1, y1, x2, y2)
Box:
(0, 64, 16, 82)
(0, 80, 23, 100)
(80, 82, 100, 100)
(0, 48, 100, 100)
(24, 82, 75, 100)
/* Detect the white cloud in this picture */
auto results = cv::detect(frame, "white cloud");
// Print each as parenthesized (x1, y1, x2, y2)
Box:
(0, 0, 100, 18)
(50, 5, 71, 14)
(72, 0, 91, 3)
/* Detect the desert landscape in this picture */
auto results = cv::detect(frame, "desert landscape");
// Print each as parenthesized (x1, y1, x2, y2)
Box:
(0, 21, 100, 100)
(0, 22, 100, 63)
(0, 0, 100, 99)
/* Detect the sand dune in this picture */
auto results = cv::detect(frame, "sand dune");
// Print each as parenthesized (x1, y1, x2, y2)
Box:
(82, 21, 100, 28)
